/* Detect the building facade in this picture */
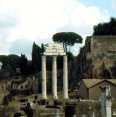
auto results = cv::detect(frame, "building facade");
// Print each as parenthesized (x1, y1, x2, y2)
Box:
(79, 79, 116, 100)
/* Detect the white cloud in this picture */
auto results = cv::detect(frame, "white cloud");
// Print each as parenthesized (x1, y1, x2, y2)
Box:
(9, 39, 33, 59)
(0, 0, 110, 58)
(112, 0, 116, 10)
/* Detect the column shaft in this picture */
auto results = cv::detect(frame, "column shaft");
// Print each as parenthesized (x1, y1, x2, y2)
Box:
(63, 55, 68, 99)
(106, 102, 112, 117)
(42, 55, 47, 99)
(52, 56, 58, 99)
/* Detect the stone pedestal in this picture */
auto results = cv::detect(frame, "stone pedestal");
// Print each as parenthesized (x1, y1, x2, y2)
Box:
(52, 56, 58, 99)
(63, 56, 68, 99)
(42, 55, 47, 99)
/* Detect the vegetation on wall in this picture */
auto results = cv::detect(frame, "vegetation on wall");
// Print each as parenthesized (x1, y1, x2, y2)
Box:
(93, 17, 116, 36)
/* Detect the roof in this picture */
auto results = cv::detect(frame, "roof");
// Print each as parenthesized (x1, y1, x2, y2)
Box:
(82, 79, 116, 88)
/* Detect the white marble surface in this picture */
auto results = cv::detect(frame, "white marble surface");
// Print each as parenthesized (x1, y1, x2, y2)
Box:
(44, 43, 66, 56)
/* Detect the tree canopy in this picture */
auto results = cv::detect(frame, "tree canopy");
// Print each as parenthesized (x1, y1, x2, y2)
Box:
(0, 54, 20, 73)
(93, 17, 116, 35)
(32, 42, 44, 72)
(52, 32, 83, 52)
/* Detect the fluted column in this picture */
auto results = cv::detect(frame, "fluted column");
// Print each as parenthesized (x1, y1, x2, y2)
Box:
(42, 55, 47, 99)
(63, 55, 68, 99)
(52, 56, 58, 99)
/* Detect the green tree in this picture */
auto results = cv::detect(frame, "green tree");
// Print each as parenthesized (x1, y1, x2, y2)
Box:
(41, 43, 45, 53)
(32, 42, 43, 72)
(52, 32, 82, 52)
(93, 17, 116, 35)
(7, 55, 20, 71)
(0, 54, 20, 73)
(0, 55, 8, 64)
(19, 54, 28, 74)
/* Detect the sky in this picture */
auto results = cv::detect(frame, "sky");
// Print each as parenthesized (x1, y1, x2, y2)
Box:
(0, 0, 115, 59)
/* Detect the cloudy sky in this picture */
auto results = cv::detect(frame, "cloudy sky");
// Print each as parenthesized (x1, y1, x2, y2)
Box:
(0, 0, 115, 59)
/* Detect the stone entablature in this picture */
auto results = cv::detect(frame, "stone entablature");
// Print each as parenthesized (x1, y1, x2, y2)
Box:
(44, 43, 66, 56)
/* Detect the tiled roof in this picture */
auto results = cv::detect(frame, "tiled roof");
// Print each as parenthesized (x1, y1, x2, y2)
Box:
(82, 79, 116, 88)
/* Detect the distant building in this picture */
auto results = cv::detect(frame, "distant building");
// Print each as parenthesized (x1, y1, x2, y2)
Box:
(79, 79, 116, 100)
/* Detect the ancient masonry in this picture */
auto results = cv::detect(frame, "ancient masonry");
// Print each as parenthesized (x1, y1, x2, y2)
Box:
(79, 36, 116, 78)
(41, 43, 68, 99)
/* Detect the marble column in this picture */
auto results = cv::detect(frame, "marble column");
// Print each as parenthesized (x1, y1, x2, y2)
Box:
(106, 86, 112, 117)
(42, 55, 47, 99)
(106, 100, 112, 117)
(63, 55, 68, 99)
(52, 56, 58, 99)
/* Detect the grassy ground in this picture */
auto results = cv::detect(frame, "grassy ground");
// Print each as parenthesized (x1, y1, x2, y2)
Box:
(0, 94, 116, 117)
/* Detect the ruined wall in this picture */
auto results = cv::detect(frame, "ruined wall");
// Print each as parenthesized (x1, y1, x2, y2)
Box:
(82, 36, 116, 78)
(0, 75, 38, 104)
(0, 80, 10, 104)
(91, 36, 116, 76)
